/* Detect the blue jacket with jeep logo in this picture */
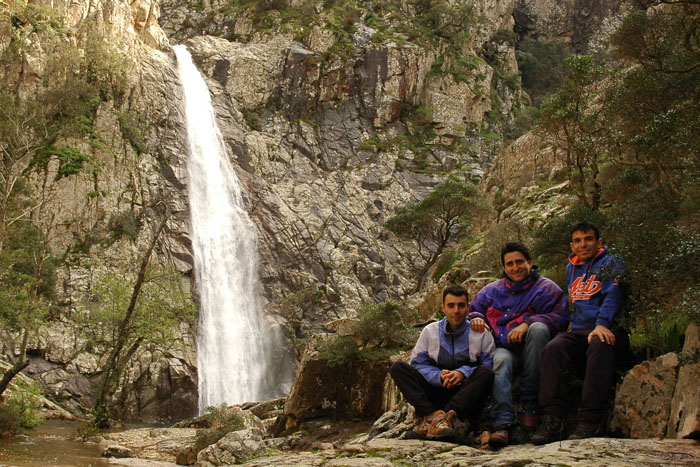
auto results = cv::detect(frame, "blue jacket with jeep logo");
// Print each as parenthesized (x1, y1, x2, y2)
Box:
(567, 246, 625, 330)
(410, 318, 495, 387)
(467, 267, 570, 349)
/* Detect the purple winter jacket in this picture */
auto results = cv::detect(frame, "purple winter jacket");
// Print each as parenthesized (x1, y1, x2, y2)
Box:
(467, 267, 570, 349)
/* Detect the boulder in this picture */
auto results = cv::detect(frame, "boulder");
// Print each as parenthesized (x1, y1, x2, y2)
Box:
(283, 337, 391, 421)
(103, 444, 133, 458)
(668, 323, 700, 439)
(610, 352, 680, 438)
(175, 446, 197, 465)
(196, 429, 266, 466)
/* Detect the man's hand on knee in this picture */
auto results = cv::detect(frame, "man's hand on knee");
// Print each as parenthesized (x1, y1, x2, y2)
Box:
(507, 322, 529, 344)
(440, 369, 465, 388)
(588, 324, 615, 345)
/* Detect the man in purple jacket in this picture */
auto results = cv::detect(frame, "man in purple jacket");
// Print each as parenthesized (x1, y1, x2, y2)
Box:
(469, 242, 569, 448)
(533, 221, 627, 444)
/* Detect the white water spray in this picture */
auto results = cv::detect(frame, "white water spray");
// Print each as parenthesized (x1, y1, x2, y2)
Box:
(174, 45, 292, 411)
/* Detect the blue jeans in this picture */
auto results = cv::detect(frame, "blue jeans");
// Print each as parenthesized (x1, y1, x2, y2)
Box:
(491, 322, 551, 430)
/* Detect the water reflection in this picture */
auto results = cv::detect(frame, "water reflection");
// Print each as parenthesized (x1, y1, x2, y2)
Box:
(0, 420, 107, 466)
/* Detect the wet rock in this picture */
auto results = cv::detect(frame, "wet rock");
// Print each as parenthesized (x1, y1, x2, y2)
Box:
(103, 427, 197, 463)
(107, 459, 179, 466)
(103, 444, 133, 458)
(241, 398, 286, 421)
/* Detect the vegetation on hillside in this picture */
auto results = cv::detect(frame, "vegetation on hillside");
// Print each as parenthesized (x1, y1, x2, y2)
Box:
(317, 300, 418, 367)
(449, 0, 698, 358)
(532, 0, 700, 357)
(0, 1, 116, 400)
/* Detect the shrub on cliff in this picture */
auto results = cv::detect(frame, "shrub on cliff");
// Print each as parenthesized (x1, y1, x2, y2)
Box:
(0, 378, 45, 436)
(386, 177, 486, 292)
(318, 300, 417, 368)
(516, 36, 570, 106)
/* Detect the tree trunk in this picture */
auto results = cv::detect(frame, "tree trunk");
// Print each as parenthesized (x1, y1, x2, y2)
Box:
(92, 215, 168, 427)
(0, 329, 30, 397)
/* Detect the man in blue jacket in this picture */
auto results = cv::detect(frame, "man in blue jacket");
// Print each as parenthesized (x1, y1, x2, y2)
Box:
(468, 242, 569, 448)
(533, 221, 627, 444)
(390, 285, 495, 440)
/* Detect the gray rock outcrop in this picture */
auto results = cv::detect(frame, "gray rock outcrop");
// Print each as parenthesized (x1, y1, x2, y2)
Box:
(610, 352, 680, 438)
(611, 323, 700, 440)
(513, 0, 628, 53)
(668, 323, 700, 439)
(3, 0, 198, 422)
(2, 0, 641, 426)
(283, 337, 390, 421)
(99, 424, 700, 466)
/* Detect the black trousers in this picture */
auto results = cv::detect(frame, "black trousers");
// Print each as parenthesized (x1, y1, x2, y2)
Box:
(538, 328, 629, 423)
(389, 361, 494, 421)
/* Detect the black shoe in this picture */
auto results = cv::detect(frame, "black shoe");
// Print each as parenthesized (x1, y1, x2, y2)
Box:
(531, 414, 563, 445)
(568, 421, 599, 440)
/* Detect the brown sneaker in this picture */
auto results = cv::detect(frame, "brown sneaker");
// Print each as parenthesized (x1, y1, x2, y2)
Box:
(531, 414, 563, 445)
(488, 429, 509, 448)
(427, 409, 456, 440)
(413, 410, 445, 438)
(568, 421, 599, 440)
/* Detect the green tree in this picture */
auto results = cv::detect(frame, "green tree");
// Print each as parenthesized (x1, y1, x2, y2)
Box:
(516, 36, 571, 106)
(87, 216, 197, 427)
(0, 2, 133, 397)
(605, 2, 700, 200)
(353, 301, 416, 349)
(386, 178, 485, 292)
(538, 55, 609, 209)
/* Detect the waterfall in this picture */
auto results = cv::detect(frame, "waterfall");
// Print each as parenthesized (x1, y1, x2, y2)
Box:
(174, 45, 292, 411)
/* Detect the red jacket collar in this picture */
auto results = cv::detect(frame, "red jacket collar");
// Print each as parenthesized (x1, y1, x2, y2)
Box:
(569, 247, 606, 265)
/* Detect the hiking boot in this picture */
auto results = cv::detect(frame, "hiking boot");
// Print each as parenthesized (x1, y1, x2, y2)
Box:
(488, 429, 509, 449)
(531, 414, 563, 445)
(427, 409, 456, 440)
(568, 421, 599, 440)
(519, 401, 539, 431)
(413, 410, 444, 438)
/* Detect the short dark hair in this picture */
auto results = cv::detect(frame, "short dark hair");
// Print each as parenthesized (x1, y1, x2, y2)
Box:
(443, 285, 469, 303)
(501, 241, 531, 266)
(570, 221, 600, 240)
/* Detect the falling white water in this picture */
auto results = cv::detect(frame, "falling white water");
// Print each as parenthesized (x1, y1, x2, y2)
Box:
(174, 45, 292, 411)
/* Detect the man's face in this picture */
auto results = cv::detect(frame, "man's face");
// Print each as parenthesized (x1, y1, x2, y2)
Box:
(570, 229, 603, 262)
(503, 251, 532, 283)
(442, 293, 468, 332)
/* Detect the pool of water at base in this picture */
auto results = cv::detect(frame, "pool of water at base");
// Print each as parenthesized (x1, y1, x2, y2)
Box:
(0, 420, 109, 467)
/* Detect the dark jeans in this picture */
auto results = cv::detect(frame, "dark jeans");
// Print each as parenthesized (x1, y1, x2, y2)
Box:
(538, 328, 629, 424)
(389, 361, 494, 421)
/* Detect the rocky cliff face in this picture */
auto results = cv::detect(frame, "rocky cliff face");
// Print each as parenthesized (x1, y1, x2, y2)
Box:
(2, 0, 198, 422)
(513, 0, 628, 53)
(158, 0, 526, 340)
